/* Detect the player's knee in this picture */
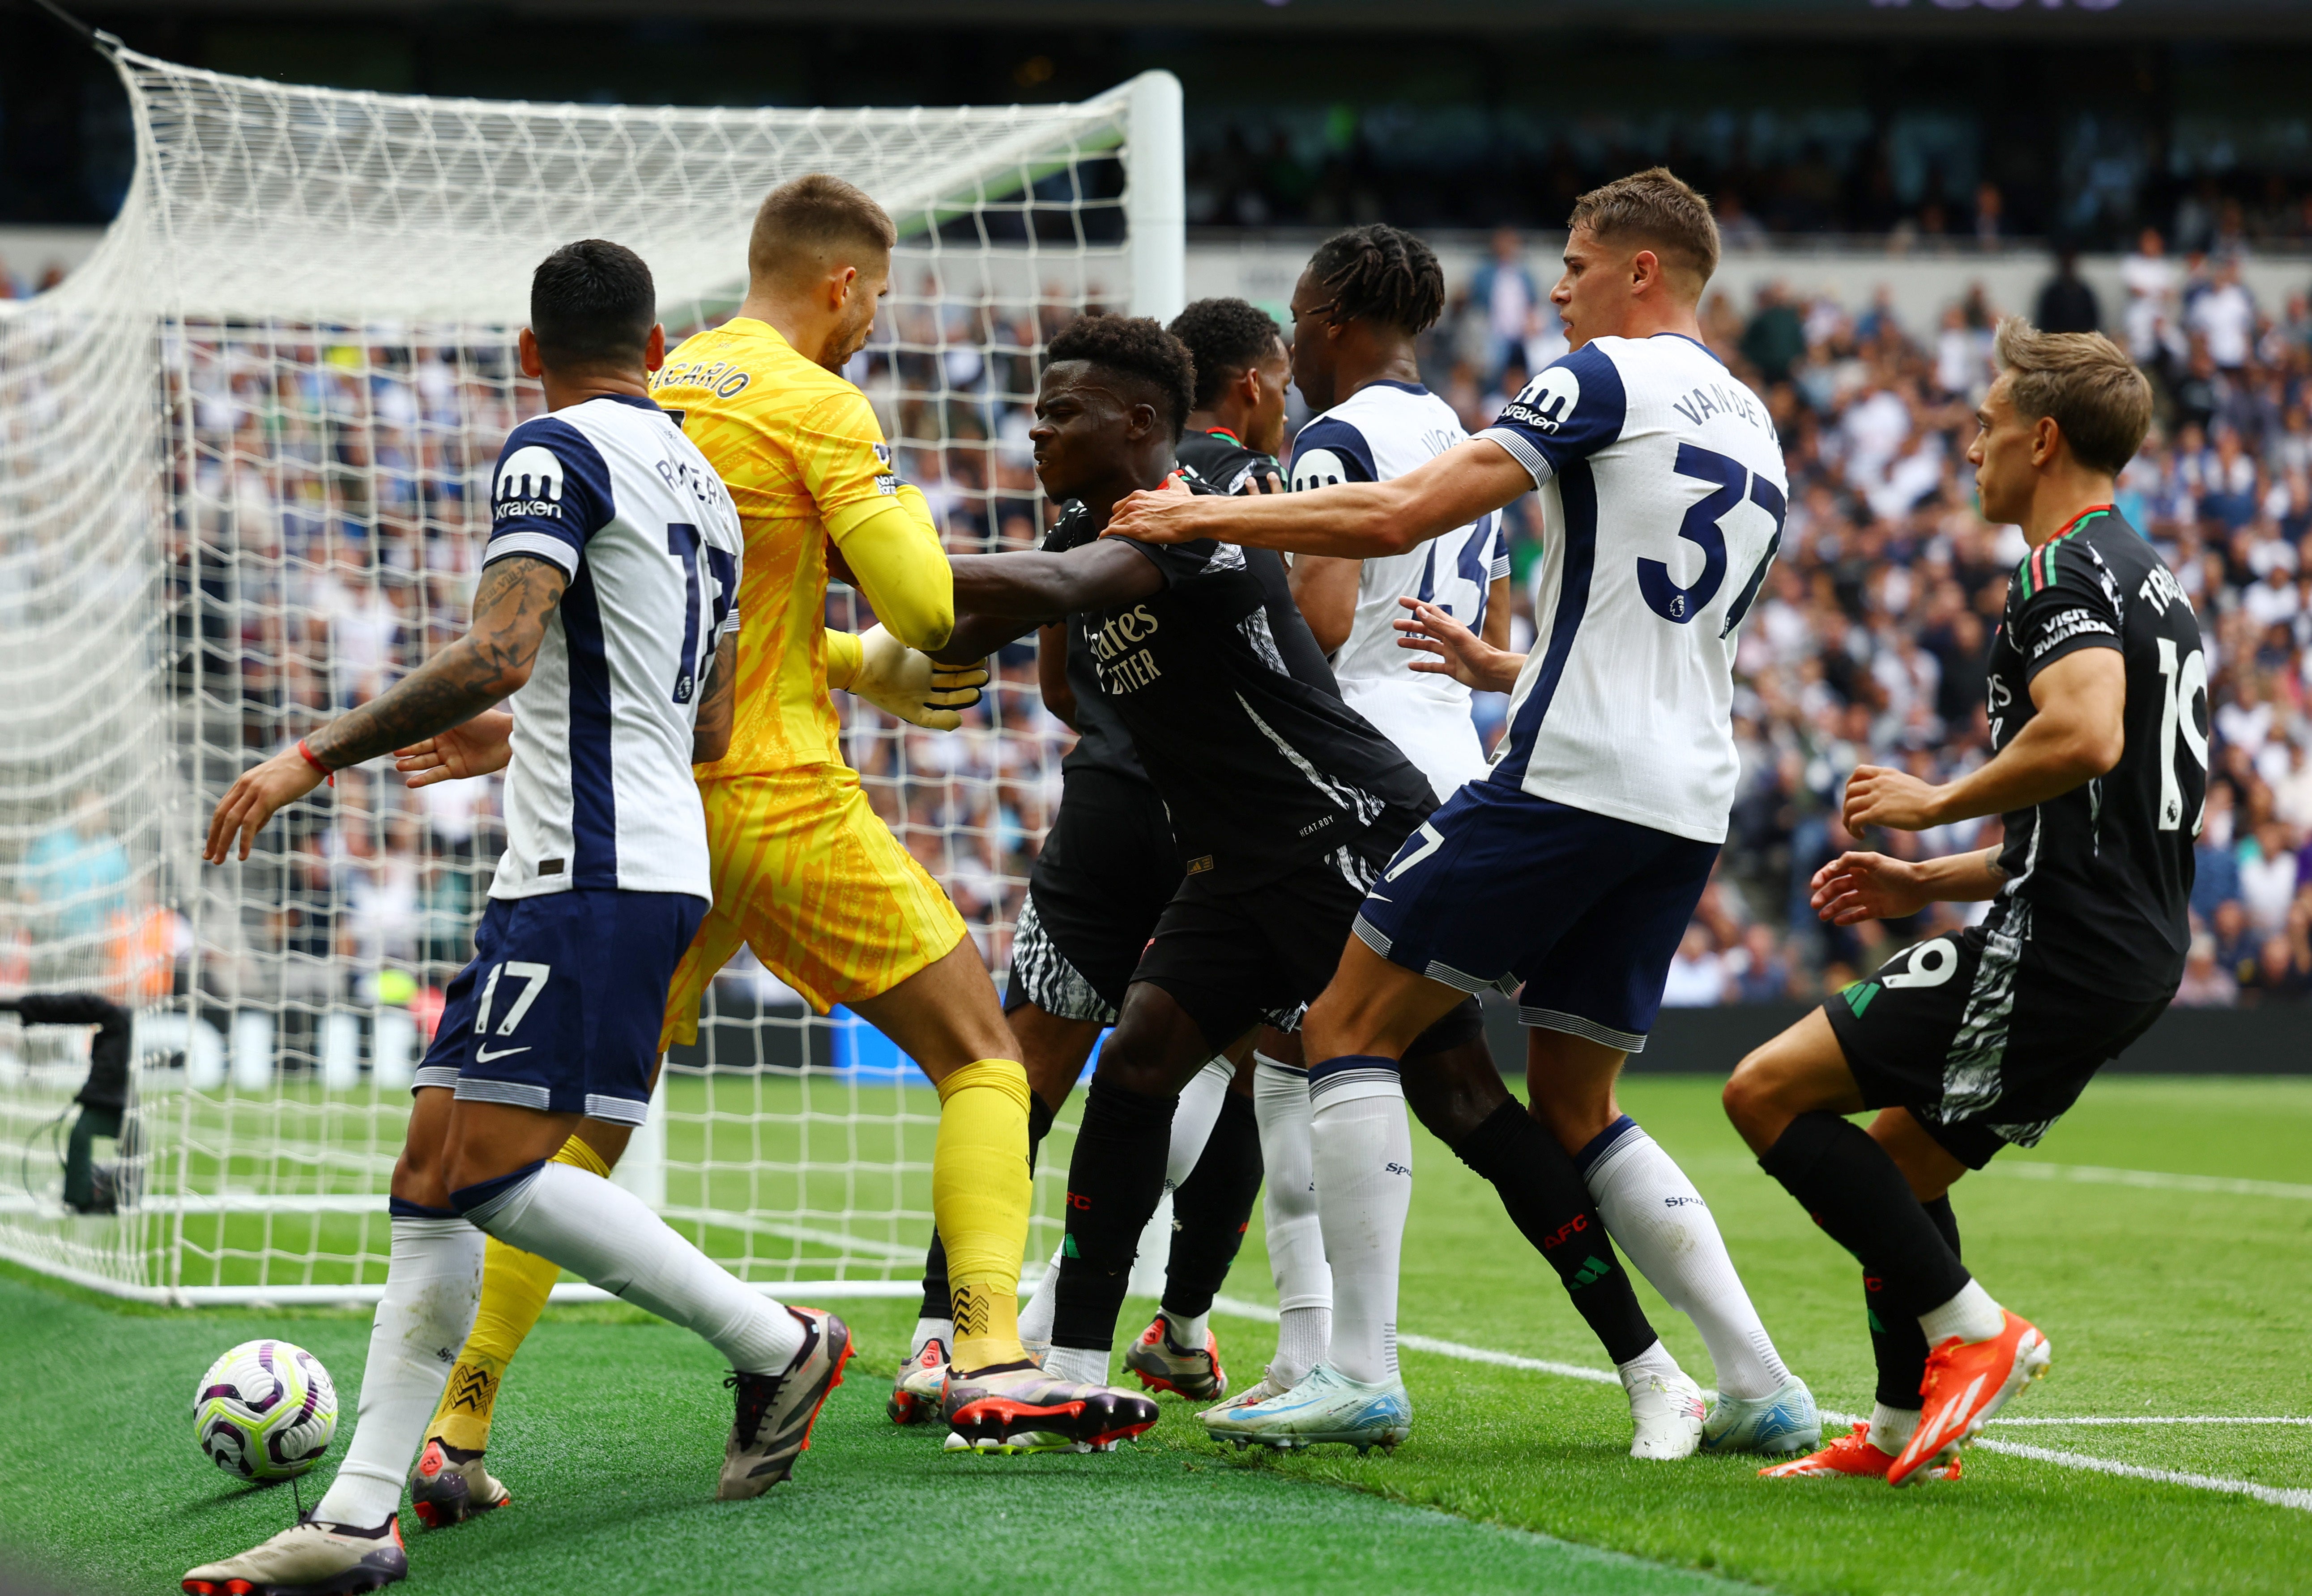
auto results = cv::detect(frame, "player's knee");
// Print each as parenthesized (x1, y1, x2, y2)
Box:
(1721, 1051, 1782, 1139)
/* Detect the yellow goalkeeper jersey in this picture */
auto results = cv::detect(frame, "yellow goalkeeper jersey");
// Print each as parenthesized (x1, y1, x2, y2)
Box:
(649, 317, 900, 774)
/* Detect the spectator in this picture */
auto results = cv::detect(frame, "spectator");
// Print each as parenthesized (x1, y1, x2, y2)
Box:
(2239, 822, 2301, 935)
(1467, 227, 1539, 385)
(2120, 228, 2183, 368)
(1741, 283, 1808, 386)
(2190, 257, 2258, 371)
(1972, 181, 2005, 245)
(2173, 935, 2239, 1007)
(2034, 249, 2100, 334)
(21, 790, 131, 946)
(1659, 925, 1730, 1007)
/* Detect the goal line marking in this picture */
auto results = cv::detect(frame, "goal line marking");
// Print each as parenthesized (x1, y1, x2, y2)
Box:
(1207, 1296, 2312, 1513)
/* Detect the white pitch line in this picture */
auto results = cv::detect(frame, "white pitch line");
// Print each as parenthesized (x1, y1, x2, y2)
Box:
(1985, 1415, 2312, 1428)
(1983, 1161, 2312, 1202)
(1964, 1435, 2312, 1512)
(1208, 1297, 2310, 1512)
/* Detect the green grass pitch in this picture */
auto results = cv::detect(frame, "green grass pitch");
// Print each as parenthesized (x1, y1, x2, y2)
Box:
(4, 1075, 2306, 1595)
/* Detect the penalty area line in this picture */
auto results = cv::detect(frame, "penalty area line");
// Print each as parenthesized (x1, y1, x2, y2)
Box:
(1209, 1297, 2311, 1513)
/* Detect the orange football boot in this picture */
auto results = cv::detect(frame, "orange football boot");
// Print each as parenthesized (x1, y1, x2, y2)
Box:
(1889, 1309, 2050, 1487)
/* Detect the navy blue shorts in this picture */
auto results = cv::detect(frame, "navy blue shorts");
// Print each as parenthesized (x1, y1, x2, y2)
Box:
(413, 888, 706, 1126)
(1351, 782, 1719, 1053)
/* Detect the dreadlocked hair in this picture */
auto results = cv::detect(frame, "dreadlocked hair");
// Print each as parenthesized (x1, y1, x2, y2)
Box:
(1168, 298, 1284, 410)
(1307, 224, 1446, 336)
(1045, 312, 1197, 441)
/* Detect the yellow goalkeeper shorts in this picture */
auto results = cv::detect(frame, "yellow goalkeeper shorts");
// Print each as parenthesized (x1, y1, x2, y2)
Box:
(660, 765, 969, 1045)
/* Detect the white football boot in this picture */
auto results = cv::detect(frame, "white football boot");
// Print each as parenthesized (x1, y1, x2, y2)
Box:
(1624, 1367, 1707, 1460)
(1203, 1362, 1410, 1453)
(1700, 1374, 1821, 1456)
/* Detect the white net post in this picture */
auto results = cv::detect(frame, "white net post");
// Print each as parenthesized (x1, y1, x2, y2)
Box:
(0, 48, 1183, 1304)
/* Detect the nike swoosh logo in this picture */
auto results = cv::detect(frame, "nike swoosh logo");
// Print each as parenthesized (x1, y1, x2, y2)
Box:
(1365, 893, 1391, 903)
(472, 1044, 531, 1063)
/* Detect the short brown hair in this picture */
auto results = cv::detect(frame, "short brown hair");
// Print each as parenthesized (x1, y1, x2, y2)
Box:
(747, 174, 897, 288)
(1567, 167, 1719, 288)
(1992, 318, 2152, 476)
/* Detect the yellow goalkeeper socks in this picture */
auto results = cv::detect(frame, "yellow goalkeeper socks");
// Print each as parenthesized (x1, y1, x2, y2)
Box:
(426, 1133, 610, 1451)
(932, 1058, 1033, 1373)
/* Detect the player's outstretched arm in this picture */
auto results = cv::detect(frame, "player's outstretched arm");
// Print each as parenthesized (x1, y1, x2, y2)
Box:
(828, 486, 956, 651)
(204, 554, 566, 863)
(1810, 848, 2005, 927)
(1106, 439, 1531, 558)
(1394, 595, 1526, 693)
(934, 540, 1167, 662)
(1843, 648, 2124, 833)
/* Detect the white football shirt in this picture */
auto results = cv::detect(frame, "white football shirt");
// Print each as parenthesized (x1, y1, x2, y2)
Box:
(482, 393, 744, 901)
(1476, 334, 1788, 843)
(1290, 380, 1508, 800)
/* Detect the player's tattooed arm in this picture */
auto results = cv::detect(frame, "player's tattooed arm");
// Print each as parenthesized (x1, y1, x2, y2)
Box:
(934, 541, 1165, 663)
(204, 554, 566, 863)
(691, 629, 739, 765)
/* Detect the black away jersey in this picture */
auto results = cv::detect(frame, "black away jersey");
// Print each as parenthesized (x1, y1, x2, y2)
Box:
(1983, 508, 2203, 999)
(1045, 500, 1435, 888)
(1175, 428, 1282, 499)
(1052, 437, 1281, 789)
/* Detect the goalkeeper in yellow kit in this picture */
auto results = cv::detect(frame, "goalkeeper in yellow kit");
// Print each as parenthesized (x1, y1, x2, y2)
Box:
(398, 179, 1157, 1512)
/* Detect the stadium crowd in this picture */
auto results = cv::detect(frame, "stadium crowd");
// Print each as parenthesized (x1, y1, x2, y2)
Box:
(17, 230, 2308, 1023)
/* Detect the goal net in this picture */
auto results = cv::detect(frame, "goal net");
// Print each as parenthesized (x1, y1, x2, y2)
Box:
(0, 44, 1184, 1304)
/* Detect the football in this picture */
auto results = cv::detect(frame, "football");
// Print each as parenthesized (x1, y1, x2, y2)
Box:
(192, 1340, 339, 1481)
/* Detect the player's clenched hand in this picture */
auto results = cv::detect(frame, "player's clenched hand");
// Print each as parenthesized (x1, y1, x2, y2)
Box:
(1810, 851, 1930, 926)
(1104, 471, 1201, 544)
(203, 748, 328, 864)
(1842, 763, 1946, 833)
(848, 623, 988, 731)
(1394, 596, 1525, 694)
(394, 710, 514, 789)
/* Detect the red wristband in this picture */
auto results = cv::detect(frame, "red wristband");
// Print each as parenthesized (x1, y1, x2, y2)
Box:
(296, 739, 336, 786)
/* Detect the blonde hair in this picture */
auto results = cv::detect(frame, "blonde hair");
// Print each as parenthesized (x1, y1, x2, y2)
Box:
(747, 174, 896, 288)
(1567, 167, 1719, 287)
(1992, 318, 2152, 475)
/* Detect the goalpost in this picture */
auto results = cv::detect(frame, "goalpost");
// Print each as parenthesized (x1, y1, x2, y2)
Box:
(0, 43, 1185, 1304)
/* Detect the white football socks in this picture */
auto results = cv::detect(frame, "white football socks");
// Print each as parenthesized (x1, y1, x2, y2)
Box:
(1919, 1280, 2005, 1346)
(1615, 1338, 1684, 1389)
(1253, 1053, 1331, 1387)
(1168, 1058, 1234, 1191)
(470, 1159, 804, 1374)
(909, 1316, 953, 1360)
(1868, 1401, 1921, 1454)
(1159, 1307, 1209, 1351)
(1017, 1242, 1063, 1355)
(1042, 1344, 1107, 1384)
(1584, 1120, 1791, 1402)
(315, 1216, 483, 1529)
(1309, 1064, 1412, 1388)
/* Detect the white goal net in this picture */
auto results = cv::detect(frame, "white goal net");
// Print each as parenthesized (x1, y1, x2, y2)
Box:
(0, 44, 1184, 1303)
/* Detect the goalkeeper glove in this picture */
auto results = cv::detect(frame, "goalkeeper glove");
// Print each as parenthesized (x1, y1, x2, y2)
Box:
(849, 624, 988, 731)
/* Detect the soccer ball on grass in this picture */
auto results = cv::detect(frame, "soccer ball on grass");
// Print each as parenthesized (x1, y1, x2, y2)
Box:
(193, 1339, 339, 1480)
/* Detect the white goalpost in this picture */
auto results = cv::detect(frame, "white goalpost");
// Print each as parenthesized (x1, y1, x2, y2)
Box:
(0, 43, 1184, 1304)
